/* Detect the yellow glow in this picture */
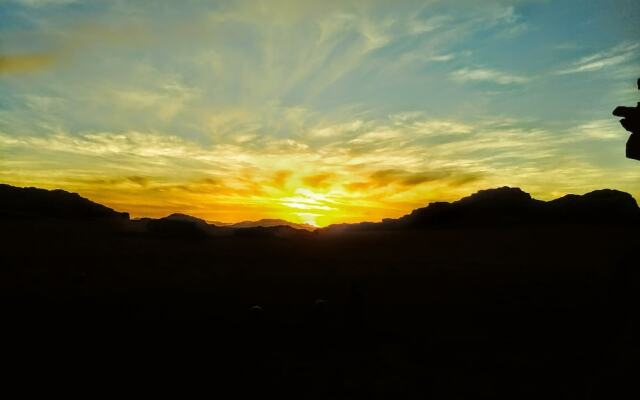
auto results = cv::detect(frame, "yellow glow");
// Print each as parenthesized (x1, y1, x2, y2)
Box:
(296, 213, 320, 227)
(2, 126, 639, 227)
(277, 188, 341, 225)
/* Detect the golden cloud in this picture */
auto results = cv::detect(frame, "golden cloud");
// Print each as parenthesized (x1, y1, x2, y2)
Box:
(0, 53, 57, 74)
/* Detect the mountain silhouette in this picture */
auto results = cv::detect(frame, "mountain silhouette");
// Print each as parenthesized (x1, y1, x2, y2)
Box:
(324, 186, 639, 232)
(164, 213, 210, 226)
(0, 184, 129, 220)
(547, 189, 640, 222)
(1, 184, 638, 234)
(396, 186, 544, 227)
(144, 214, 315, 237)
(206, 218, 316, 230)
(228, 218, 316, 231)
(145, 215, 211, 238)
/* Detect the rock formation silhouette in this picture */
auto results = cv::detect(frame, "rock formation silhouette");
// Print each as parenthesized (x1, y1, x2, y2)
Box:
(0, 183, 129, 220)
(324, 186, 640, 232)
(3, 184, 638, 237)
(613, 78, 640, 160)
(229, 219, 316, 231)
(146, 217, 209, 238)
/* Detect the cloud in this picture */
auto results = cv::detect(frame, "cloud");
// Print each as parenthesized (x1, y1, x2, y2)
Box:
(271, 170, 292, 189)
(308, 120, 365, 138)
(12, 0, 78, 7)
(126, 176, 150, 186)
(302, 173, 335, 189)
(2, 106, 639, 225)
(390, 114, 473, 136)
(450, 68, 529, 85)
(556, 42, 639, 75)
(345, 168, 483, 193)
(430, 54, 455, 62)
(575, 119, 625, 140)
(370, 169, 445, 187)
(350, 129, 402, 145)
(0, 53, 57, 74)
(111, 82, 198, 122)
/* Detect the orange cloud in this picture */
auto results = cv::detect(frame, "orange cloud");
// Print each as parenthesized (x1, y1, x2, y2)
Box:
(0, 53, 57, 74)
(271, 170, 292, 189)
(302, 172, 335, 188)
(345, 169, 484, 193)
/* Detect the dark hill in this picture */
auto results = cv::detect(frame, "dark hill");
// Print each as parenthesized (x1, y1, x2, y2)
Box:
(146, 217, 209, 238)
(547, 189, 639, 223)
(142, 213, 312, 238)
(230, 218, 316, 231)
(165, 213, 209, 225)
(141, 213, 218, 238)
(324, 187, 640, 232)
(2, 183, 638, 232)
(232, 224, 315, 238)
(0, 184, 129, 220)
(397, 186, 545, 228)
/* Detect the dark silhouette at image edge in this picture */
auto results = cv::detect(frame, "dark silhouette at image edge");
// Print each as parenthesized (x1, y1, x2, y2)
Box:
(613, 78, 640, 161)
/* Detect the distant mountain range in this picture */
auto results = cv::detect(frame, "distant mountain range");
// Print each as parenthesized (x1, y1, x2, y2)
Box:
(2, 184, 639, 235)
(210, 218, 316, 231)
(151, 213, 315, 231)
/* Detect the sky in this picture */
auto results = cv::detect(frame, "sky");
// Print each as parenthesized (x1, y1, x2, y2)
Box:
(1, 0, 639, 226)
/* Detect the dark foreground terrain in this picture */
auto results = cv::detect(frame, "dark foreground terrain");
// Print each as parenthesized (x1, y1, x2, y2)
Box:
(1, 184, 638, 398)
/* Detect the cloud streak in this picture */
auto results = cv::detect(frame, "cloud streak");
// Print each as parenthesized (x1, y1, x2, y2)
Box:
(2, 108, 638, 225)
(450, 68, 529, 85)
(556, 42, 639, 74)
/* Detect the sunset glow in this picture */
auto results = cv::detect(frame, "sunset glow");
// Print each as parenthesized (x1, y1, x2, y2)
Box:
(1, 0, 639, 226)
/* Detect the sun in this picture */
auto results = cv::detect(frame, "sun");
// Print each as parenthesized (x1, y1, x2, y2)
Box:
(278, 188, 341, 227)
(296, 213, 319, 227)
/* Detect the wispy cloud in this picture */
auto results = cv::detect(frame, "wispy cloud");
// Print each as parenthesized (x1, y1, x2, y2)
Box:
(575, 119, 625, 140)
(450, 68, 529, 85)
(556, 42, 639, 74)
(3, 107, 637, 225)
